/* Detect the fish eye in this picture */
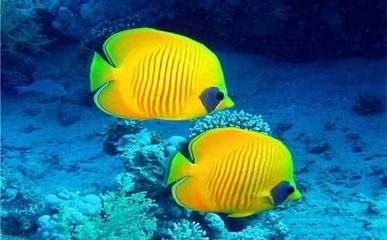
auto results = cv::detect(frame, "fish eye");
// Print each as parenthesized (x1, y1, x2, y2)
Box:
(287, 186, 295, 194)
(216, 92, 224, 101)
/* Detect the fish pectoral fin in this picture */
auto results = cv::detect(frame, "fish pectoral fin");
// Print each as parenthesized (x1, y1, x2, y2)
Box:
(227, 211, 256, 218)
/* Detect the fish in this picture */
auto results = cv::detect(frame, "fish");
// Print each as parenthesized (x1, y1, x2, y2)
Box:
(89, 28, 234, 120)
(166, 127, 302, 217)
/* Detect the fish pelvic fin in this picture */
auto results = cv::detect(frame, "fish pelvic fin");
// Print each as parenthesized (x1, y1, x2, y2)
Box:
(90, 52, 116, 92)
(166, 151, 194, 185)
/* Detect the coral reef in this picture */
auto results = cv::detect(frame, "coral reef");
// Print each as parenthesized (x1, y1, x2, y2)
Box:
(101, 122, 292, 239)
(1, 168, 46, 235)
(2, 0, 384, 61)
(203, 211, 291, 240)
(102, 119, 143, 155)
(189, 110, 271, 137)
(1, 51, 36, 93)
(45, 0, 174, 41)
(81, 15, 142, 52)
(1, 0, 53, 53)
(117, 128, 167, 191)
(36, 190, 157, 240)
(166, 220, 209, 240)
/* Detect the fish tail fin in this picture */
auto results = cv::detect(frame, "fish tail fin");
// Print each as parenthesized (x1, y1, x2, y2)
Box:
(90, 52, 115, 92)
(166, 152, 194, 185)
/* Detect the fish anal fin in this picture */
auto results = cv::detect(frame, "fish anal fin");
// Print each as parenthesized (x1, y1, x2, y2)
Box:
(227, 211, 256, 218)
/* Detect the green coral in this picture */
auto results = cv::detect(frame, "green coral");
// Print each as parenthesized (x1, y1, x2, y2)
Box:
(1, 0, 52, 52)
(57, 191, 157, 240)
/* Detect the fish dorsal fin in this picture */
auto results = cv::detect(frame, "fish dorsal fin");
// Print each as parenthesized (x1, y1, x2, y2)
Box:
(102, 28, 196, 67)
(189, 127, 251, 163)
(102, 28, 157, 67)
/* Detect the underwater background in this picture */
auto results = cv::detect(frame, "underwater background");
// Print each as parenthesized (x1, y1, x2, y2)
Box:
(1, 0, 386, 239)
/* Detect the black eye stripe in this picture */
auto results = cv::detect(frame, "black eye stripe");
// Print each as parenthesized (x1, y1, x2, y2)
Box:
(216, 92, 224, 100)
(200, 87, 223, 113)
(287, 186, 295, 194)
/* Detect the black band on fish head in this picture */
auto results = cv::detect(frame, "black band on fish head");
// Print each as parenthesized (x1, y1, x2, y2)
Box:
(200, 87, 224, 113)
(271, 181, 294, 206)
(216, 91, 224, 101)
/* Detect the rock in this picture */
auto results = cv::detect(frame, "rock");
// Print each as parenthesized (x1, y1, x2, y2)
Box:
(1, 51, 35, 93)
(380, 171, 387, 187)
(165, 136, 187, 156)
(323, 121, 337, 131)
(353, 94, 385, 116)
(45, 194, 61, 207)
(19, 124, 40, 133)
(166, 136, 187, 148)
(57, 109, 81, 126)
(273, 121, 293, 138)
(24, 108, 42, 116)
(15, 79, 67, 103)
(1, 170, 46, 235)
(103, 120, 143, 155)
(306, 138, 330, 154)
(75, 194, 102, 215)
(345, 132, 365, 153)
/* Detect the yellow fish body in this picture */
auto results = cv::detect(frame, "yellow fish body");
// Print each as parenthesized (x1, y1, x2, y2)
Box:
(166, 127, 302, 217)
(90, 28, 234, 120)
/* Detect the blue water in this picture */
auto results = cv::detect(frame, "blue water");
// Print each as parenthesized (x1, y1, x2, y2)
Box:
(1, 1, 386, 239)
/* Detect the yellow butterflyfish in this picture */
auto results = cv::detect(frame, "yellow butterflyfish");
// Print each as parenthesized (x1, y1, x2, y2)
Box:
(90, 28, 234, 120)
(166, 127, 302, 217)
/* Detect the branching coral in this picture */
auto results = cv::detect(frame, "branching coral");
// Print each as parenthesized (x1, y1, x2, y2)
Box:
(37, 191, 158, 240)
(166, 220, 209, 240)
(190, 110, 271, 137)
(0, 168, 46, 235)
(102, 121, 191, 238)
(117, 128, 167, 191)
(1, 0, 53, 52)
(203, 212, 291, 240)
(102, 119, 143, 155)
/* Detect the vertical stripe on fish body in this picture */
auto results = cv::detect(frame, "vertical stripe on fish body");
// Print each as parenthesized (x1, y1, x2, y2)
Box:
(90, 28, 234, 120)
(166, 128, 302, 217)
